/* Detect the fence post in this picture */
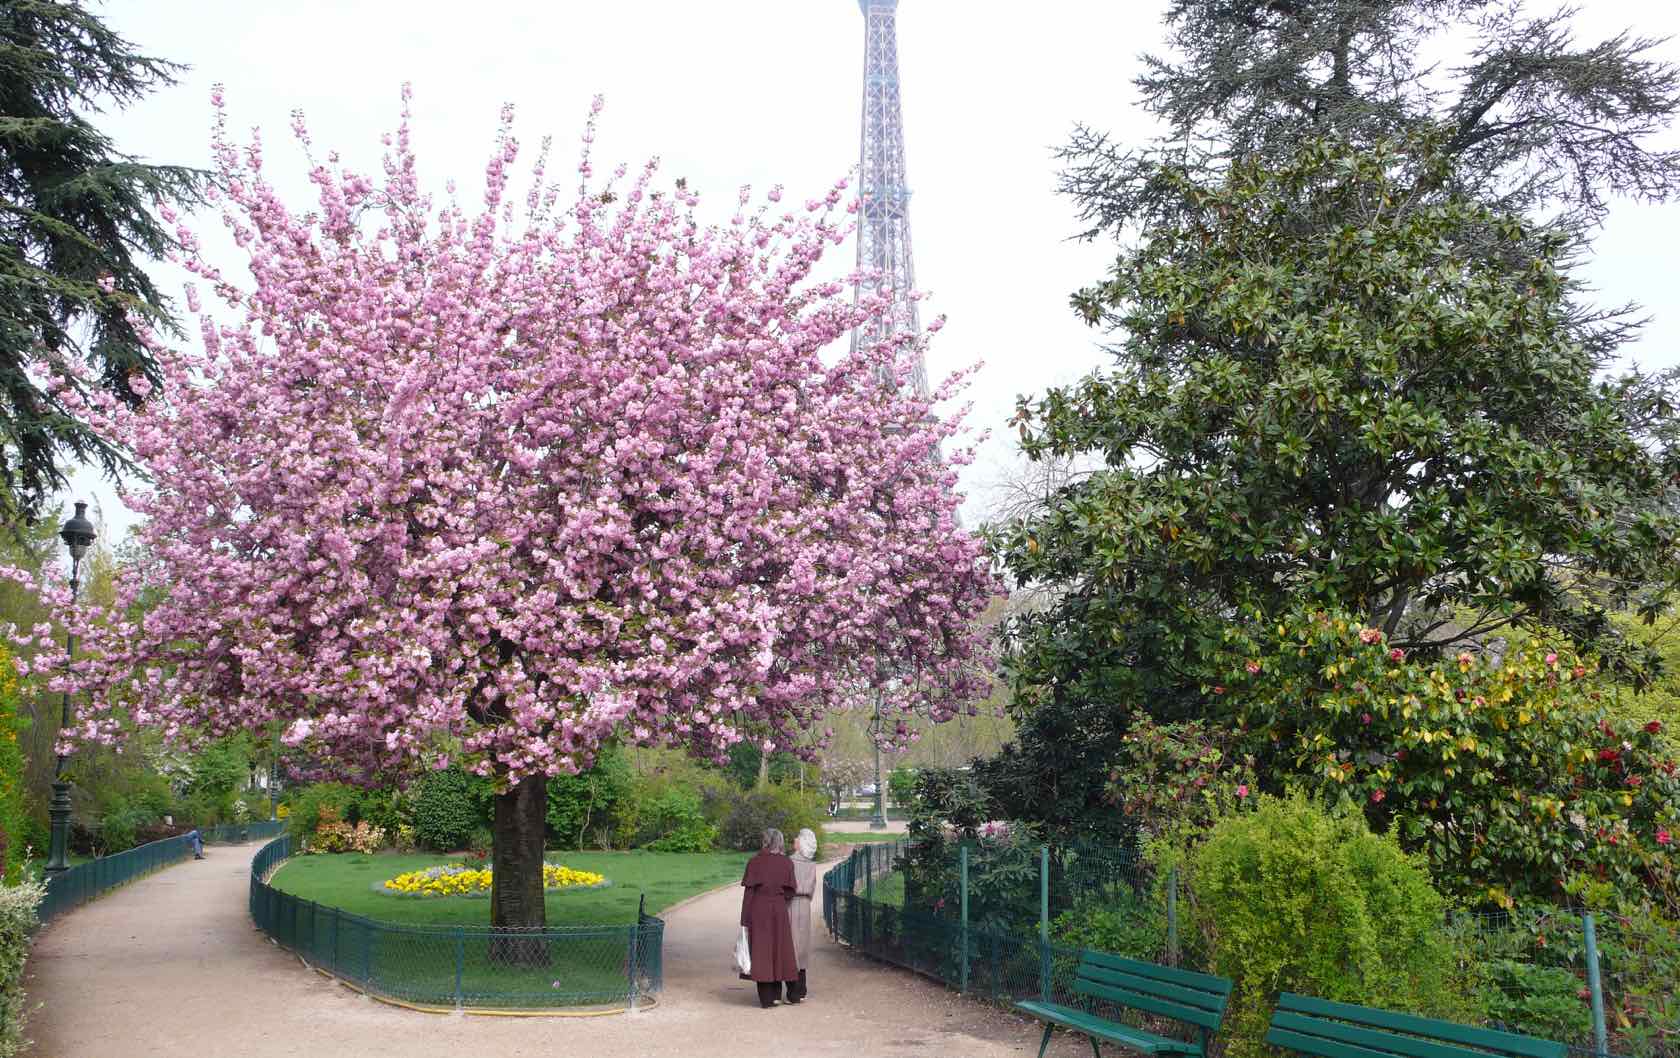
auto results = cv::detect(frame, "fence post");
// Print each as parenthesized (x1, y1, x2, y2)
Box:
(864, 845, 875, 952)
(627, 920, 641, 1012)
(959, 844, 970, 995)
(453, 927, 465, 1010)
(990, 926, 1000, 998)
(1167, 866, 1180, 967)
(1039, 844, 1050, 1002)
(330, 906, 340, 974)
(1583, 912, 1608, 1058)
(362, 918, 373, 987)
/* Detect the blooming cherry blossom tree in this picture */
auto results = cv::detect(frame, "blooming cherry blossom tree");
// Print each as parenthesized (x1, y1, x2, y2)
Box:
(9, 91, 995, 938)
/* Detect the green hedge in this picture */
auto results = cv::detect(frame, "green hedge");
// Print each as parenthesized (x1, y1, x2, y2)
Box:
(1183, 794, 1476, 1058)
(0, 650, 24, 881)
(0, 879, 41, 1056)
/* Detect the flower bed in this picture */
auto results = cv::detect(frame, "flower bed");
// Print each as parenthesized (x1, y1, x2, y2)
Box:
(382, 862, 607, 898)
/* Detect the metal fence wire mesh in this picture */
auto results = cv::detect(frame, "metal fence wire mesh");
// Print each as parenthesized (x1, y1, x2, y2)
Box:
(824, 838, 1678, 1058)
(248, 836, 664, 1011)
(37, 820, 286, 924)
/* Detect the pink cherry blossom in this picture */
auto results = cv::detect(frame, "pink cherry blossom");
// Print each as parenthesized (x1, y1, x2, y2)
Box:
(2, 92, 997, 786)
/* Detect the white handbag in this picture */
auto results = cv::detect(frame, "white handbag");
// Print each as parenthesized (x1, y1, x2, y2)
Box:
(734, 925, 752, 976)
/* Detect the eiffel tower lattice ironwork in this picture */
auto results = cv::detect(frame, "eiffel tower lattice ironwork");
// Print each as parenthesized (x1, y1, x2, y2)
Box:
(851, 0, 929, 399)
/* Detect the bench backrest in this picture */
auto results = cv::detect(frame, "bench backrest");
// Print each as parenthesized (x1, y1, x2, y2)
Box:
(1073, 950, 1233, 1040)
(1266, 994, 1568, 1058)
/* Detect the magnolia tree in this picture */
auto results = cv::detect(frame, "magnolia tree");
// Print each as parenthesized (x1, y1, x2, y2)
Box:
(8, 92, 995, 940)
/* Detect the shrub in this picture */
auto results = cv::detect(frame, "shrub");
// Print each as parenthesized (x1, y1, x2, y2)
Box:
(96, 800, 158, 855)
(887, 767, 918, 810)
(351, 787, 410, 835)
(308, 818, 386, 854)
(1053, 893, 1168, 961)
(546, 745, 633, 849)
(1223, 609, 1680, 911)
(0, 649, 25, 880)
(641, 787, 718, 852)
(1478, 959, 1591, 1041)
(0, 879, 40, 1056)
(712, 783, 826, 856)
(412, 767, 491, 851)
(1184, 794, 1475, 1058)
(283, 783, 360, 846)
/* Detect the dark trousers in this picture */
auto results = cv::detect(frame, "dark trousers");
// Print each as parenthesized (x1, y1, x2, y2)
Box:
(756, 981, 783, 1008)
(787, 968, 808, 1002)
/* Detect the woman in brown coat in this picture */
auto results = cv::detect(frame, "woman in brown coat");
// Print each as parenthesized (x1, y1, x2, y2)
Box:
(740, 828, 800, 1007)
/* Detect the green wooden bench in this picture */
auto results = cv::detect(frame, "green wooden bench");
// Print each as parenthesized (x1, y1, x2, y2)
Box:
(1265, 993, 1568, 1058)
(1015, 950, 1234, 1058)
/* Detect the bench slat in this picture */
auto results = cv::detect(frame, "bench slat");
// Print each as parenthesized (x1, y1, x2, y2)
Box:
(1275, 996, 1567, 1058)
(1074, 979, 1224, 1031)
(1016, 1001, 1199, 1054)
(1268, 1024, 1407, 1058)
(1083, 950, 1234, 996)
(1272, 1011, 1529, 1058)
(1080, 963, 1229, 1015)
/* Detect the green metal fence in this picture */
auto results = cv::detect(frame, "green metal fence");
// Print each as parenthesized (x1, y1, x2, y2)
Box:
(824, 839, 1678, 1058)
(248, 836, 664, 1011)
(37, 820, 287, 924)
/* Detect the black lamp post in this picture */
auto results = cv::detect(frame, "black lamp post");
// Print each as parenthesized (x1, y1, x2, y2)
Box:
(269, 725, 279, 822)
(45, 501, 96, 875)
(869, 689, 888, 830)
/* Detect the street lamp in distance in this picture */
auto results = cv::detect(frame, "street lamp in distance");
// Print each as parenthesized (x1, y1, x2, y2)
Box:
(45, 501, 96, 875)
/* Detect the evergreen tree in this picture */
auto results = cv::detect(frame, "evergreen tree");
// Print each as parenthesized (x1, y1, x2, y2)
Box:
(1060, 0, 1680, 238)
(0, 1, 203, 525)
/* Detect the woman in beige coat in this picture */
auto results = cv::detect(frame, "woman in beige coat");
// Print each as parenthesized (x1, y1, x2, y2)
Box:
(787, 828, 820, 1002)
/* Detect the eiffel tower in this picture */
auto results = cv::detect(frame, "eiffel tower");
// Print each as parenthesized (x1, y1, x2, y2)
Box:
(851, 0, 930, 399)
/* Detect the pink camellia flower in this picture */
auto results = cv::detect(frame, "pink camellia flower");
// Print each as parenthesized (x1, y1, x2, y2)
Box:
(1361, 713, 1372, 726)
(1359, 627, 1382, 645)
(1245, 660, 1261, 675)
(1389, 648, 1405, 662)
(1657, 829, 1672, 846)
(1370, 789, 1386, 804)
(1545, 652, 1559, 667)
(1235, 784, 1249, 798)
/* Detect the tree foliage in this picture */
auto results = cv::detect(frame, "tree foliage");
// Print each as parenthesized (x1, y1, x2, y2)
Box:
(0, 1, 204, 524)
(0, 94, 993, 927)
(1060, 0, 1680, 238)
(1223, 609, 1678, 910)
(992, 139, 1679, 740)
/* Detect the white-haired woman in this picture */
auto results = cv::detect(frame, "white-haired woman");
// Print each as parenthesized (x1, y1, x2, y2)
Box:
(740, 827, 799, 1007)
(787, 828, 819, 1001)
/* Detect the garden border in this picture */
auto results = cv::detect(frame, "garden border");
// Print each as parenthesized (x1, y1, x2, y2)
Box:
(248, 836, 665, 1016)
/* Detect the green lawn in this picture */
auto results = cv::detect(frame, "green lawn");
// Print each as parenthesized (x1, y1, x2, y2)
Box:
(823, 831, 906, 844)
(270, 849, 751, 928)
(869, 868, 908, 907)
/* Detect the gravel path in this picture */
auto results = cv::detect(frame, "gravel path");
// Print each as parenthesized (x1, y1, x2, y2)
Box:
(23, 842, 1082, 1057)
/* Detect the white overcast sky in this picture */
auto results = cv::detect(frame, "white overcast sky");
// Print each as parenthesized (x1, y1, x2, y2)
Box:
(63, 0, 1680, 544)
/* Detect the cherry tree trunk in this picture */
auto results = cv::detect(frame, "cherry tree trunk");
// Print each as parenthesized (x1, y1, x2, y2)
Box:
(489, 772, 548, 966)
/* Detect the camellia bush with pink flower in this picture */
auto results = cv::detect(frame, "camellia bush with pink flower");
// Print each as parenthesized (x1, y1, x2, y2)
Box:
(2, 90, 995, 937)
(1221, 608, 1680, 912)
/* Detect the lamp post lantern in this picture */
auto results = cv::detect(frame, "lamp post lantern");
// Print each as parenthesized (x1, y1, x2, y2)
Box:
(45, 500, 96, 875)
